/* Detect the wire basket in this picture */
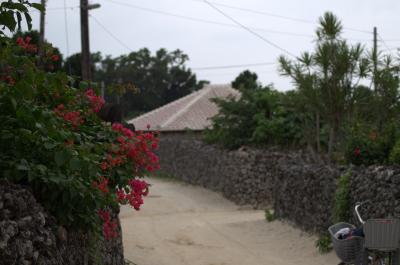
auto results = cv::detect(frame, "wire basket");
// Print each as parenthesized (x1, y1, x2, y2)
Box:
(364, 218, 400, 251)
(329, 222, 365, 264)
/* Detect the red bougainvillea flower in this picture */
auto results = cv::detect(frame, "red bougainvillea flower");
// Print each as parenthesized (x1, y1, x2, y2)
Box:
(51, 54, 60, 62)
(93, 176, 110, 194)
(53, 104, 84, 128)
(63, 111, 84, 128)
(16, 36, 37, 53)
(85, 89, 105, 113)
(101, 161, 108, 171)
(354, 148, 361, 157)
(116, 188, 126, 203)
(115, 179, 149, 210)
(98, 209, 118, 240)
(16, 37, 24, 46)
(112, 123, 124, 132)
(0, 75, 15, 86)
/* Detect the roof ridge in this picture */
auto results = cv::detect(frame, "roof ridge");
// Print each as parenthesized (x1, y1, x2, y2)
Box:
(161, 85, 212, 128)
(127, 86, 205, 124)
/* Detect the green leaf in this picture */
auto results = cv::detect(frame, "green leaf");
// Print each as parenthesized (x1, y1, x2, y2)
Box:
(16, 11, 21, 30)
(36, 164, 47, 174)
(2, 2, 28, 12)
(79, 81, 89, 90)
(10, 97, 17, 110)
(44, 142, 56, 150)
(23, 12, 32, 30)
(16, 159, 30, 171)
(69, 157, 81, 171)
(1, 130, 13, 140)
(54, 150, 70, 167)
(0, 11, 17, 31)
(31, 3, 45, 12)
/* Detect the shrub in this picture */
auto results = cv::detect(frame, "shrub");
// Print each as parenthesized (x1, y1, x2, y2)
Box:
(344, 130, 389, 166)
(315, 234, 332, 254)
(264, 209, 276, 222)
(204, 81, 302, 149)
(0, 33, 159, 239)
(389, 139, 400, 164)
(333, 170, 351, 223)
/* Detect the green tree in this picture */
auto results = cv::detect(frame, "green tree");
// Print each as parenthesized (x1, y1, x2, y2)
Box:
(63, 52, 102, 77)
(205, 70, 302, 149)
(231, 70, 260, 91)
(279, 12, 369, 158)
(96, 48, 206, 117)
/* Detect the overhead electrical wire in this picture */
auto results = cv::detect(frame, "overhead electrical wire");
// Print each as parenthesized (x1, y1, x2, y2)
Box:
(89, 14, 134, 52)
(200, 69, 277, 76)
(202, 0, 297, 57)
(89, 13, 281, 72)
(191, 0, 372, 34)
(107, 0, 313, 38)
(192, 62, 276, 70)
(378, 34, 394, 54)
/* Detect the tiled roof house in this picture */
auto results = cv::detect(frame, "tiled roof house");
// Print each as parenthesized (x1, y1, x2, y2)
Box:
(127, 84, 240, 132)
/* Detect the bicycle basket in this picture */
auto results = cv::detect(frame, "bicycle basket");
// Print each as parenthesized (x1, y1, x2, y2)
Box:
(329, 222, 365, 264)
(364, 218, 400, 251)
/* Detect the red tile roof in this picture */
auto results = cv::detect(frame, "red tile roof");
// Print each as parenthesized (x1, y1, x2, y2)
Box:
(127, 84, 239, 131)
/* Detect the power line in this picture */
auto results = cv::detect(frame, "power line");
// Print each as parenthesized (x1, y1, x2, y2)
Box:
(107, 0, 314, 38)
(202, 0, 297, 57)
(379, 39, 400, 42)
(378, 33, 393, 54)
(187, 0, 372, 34)
(89, 14, 133, 52)
(200, 69, 278, 77)
(88, 13, 280, 72)
(31, 6, 79, 11)
(192, 62, 276, 70)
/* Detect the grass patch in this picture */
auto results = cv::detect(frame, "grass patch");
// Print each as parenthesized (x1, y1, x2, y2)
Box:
(265, 209, 276, 222)
(315, 234, 332, 254)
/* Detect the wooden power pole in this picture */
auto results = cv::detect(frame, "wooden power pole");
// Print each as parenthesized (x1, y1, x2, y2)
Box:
(80, 1, 101, 81)
(373, 27, 378, 91)
(38, 0, 46, 66)
(80, 0, 91, 80)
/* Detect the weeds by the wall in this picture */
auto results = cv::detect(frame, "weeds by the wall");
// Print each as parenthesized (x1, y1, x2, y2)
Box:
(265, 209, 276, 222)
(315, 234, 332, 254)
(333, 170, 352, 223)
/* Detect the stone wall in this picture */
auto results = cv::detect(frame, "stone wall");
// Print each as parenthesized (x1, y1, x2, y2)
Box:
(350, 167, 400, 223)
(158, 133, 400, 233)
(0, 180, 124, 265)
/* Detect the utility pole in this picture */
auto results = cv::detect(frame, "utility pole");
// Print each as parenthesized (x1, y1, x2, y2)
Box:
(38, 0, 46, 66)
(373, 26, 378, 91)
(80, 1, 101, 81)
(80, 0, 90, 80)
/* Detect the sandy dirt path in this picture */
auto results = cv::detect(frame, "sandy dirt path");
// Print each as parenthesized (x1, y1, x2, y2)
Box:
(120, 177, 339, 265)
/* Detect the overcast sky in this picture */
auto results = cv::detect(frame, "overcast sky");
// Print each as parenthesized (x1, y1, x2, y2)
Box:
(28, 0, 400, 91)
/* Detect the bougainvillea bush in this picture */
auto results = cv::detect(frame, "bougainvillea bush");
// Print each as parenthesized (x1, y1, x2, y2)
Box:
(0, 7, 159, 239)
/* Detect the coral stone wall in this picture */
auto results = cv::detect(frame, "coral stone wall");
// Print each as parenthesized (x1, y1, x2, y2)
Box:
(157, 133, 400, 233)
(0, 180, 124, 265)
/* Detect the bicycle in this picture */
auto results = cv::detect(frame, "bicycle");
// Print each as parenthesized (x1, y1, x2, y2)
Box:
(329, 201, 400, 265)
